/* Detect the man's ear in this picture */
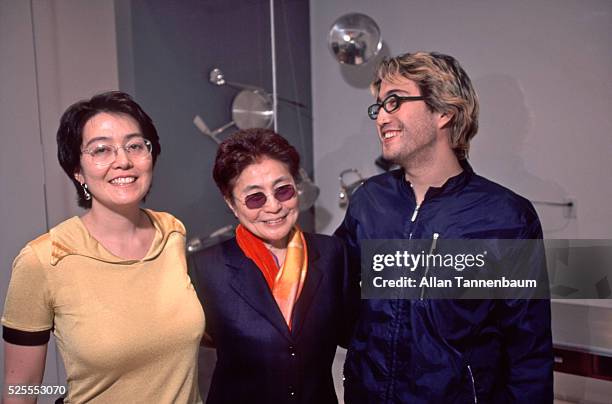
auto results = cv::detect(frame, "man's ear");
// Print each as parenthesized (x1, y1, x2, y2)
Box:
(225, 197, 238, 218)
(438, 110, 454, 129)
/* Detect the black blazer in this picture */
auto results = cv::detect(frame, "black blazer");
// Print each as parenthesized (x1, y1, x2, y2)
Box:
(188, 233, 358, 404)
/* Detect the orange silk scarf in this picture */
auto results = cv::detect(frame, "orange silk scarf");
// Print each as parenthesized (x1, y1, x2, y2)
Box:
(235, 224, 308, 329)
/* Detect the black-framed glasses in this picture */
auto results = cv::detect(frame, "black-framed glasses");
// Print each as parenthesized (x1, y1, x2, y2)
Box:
(81, 137, 153, 166)
(238, 184, 297, 210)
(367, 94, 426, 120)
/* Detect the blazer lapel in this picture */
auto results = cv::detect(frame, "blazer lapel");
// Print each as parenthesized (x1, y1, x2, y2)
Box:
(223, 239, 292, 341)
(290, 234, 323, 338)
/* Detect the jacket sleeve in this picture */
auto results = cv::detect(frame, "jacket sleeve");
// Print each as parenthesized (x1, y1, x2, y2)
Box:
(334, 203, 362, 282)
(187, 251, 216, 346)
(498, 213, 554, 403)
(336, 237, 360, 349)
(497, 299, 553, 402)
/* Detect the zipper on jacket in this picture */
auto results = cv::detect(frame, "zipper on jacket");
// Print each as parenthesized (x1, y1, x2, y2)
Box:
(410, 204, 420, 222)
(467, 364, 478, 404)
(408, 204, 420, 239)
(419, 232, 439, 300)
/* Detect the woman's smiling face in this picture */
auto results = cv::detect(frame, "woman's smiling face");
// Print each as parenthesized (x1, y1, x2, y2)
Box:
(227, 157, 299, 248)
(75, 112, 153, 211)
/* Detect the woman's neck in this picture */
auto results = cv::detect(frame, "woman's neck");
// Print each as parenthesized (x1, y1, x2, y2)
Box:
(265, 234, 290, 268)
(81, 203, 146, 237)
(80, 203, 155, 260)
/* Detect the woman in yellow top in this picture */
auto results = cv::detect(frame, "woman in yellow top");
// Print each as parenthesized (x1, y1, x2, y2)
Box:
(2, 91, 204, 403)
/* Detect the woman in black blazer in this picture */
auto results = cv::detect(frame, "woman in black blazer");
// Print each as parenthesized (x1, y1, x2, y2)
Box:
(189, 128, 359, 404)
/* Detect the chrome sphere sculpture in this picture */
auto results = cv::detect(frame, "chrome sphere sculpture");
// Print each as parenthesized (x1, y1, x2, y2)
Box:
(328, 13, 382, 65)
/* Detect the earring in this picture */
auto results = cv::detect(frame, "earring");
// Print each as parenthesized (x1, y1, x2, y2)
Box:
(81, 183, 91, 201)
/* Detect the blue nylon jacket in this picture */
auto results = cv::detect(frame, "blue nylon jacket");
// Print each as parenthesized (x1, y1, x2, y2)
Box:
(334, 161, 553, 404)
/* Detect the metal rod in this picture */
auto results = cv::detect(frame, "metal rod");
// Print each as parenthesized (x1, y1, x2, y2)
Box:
(29, 0, 50, 233)
(224, 80, 266, 93)
(531, 200, 574, 207)
(270, 0, 278, 132)
(209, 121, 235, 137)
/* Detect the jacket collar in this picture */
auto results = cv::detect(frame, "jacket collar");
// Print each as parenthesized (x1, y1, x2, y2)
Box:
(399, 158, 474, 202)
(222, 234, 322, 342)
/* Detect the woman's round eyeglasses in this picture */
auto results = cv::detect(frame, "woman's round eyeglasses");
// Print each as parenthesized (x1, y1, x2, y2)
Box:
(238, 184, 297, 210)
(81, 138, 152, 166)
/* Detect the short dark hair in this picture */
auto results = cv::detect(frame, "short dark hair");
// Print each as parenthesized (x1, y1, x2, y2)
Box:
(213, 128, 300, 200)
(56, 91, 161, 208)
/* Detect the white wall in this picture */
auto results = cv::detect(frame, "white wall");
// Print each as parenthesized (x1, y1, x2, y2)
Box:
(31, 0, 120, 228)
(310, 1, 612, 401)
(0, 0, 118, 398)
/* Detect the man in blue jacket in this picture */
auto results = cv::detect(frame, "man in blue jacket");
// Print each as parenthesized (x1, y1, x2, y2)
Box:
(335, 52, 553, 403)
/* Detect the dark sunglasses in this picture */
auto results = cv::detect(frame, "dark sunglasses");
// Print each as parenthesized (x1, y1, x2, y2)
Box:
(240, 184, 297, 210)
(367, 93, 426, 120)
